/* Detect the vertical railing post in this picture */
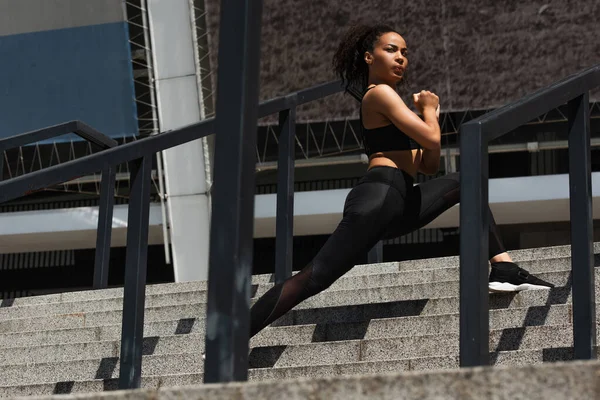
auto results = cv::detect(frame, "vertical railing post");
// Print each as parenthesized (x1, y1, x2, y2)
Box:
(118, 156, 152, 389)
(0, 150, 4, 182)
(204, 0, 263, 384)
(368, 241, 383, 263)
(93, 166, 116, 289)
(459, 122, 490, 367)
(568, 92, 596, 360)
(275, 101, 297, 284)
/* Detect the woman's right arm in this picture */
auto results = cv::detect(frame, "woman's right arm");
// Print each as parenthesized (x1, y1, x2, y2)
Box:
(366, 85, 441, 150)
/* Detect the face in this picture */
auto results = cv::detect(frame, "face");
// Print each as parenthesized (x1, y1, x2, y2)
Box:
(364, 31, 408, 84)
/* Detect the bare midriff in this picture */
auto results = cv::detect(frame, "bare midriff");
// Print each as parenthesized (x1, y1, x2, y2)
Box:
(367, 150, 421, 178)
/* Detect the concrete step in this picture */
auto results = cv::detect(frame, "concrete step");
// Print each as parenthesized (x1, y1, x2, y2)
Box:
(0, 288, 571, 348)
(0, 334, 203, 366)
(5, 256, 600, 320)
(255, 303, 575, 347)
(249, 346, 591, 380)
(285, 285, 578, 326)
(248, 323, 583, 369)
(0, 280, 587, 344)
(2, 347, 593, 397)
(0, 241, 596, 398)
(0, 323, 588, 386)
(343, 241, 600, 275)
(1, 241, 596, 310)
(0, 303, 576, 365)
(0, 352, 202, 387)
(12, 359, 600, 400)
(0, 340, 593, 395)
(0, 301, 207, 334)
(0, 316, 220, 350)
(293, 277, 584, 311)
(0, 254, 589, 322)
(0, 265, 589, 334)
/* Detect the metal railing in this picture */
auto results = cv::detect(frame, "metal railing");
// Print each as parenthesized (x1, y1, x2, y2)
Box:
(0, 81, 344, 388)
(2, 0, 597, 387)
(459, 64, 600, 366)
(258, 82, 346, 285)
(203, 0, 344, 378)
(0, 121, 118, 289)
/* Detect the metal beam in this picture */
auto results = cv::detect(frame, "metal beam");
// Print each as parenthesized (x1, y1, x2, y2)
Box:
(275, 102, 297, 284)
(204, 0, 264, 383)
(459, 122, 490, 367)
(258, 81, 343, 118)
(254, 136, 600, 173)
(0, 121, 117, 151)
(118, 156, 152, 389)
(568, 92, 596, 360)
(0, 119, 214, 204)
(256, 154, 368, 172)
(93, 166, 116, 289)
(31, 137, 600, 182)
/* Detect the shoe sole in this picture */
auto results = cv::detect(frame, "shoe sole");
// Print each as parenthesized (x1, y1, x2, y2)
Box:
(488, 282, 553, 293)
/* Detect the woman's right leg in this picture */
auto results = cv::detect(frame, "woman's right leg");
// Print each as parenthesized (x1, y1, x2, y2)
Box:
(250, 172, 408, 337)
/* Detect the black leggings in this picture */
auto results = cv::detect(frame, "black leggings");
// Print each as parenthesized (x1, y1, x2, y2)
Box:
(250, 166, 506, 337)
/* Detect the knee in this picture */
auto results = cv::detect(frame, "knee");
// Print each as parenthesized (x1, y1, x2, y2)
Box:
(441, 172, 460, 203)
(287, 262, 334, 301)
(445, 172, 460, 185)
(305, 262, 338, 295)
(305, 272, 334, 295)
(444, 172, 460, 194)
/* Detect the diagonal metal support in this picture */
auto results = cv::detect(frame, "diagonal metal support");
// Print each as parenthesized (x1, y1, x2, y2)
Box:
(93, 166, 117, 289)
(118, 156, 152, 389)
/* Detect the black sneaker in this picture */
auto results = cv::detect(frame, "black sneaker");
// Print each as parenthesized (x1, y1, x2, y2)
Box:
(488, 262, 555, 292)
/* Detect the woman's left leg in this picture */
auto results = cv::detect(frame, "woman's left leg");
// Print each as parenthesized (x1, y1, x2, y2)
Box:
(383, 172, 554, 291)
(383, 172, 505, 259)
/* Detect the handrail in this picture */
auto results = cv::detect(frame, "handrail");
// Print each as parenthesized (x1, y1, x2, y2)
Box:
(0, 120, 118, 152)
(459, 63, 600, 367)
(0, 78, 345, 389)
(0, 120, 119, 291)
(0, 80, 343, 204)
(258, 81, 343, 117)
(0, 119, 212, 202)
(0, 120, 118, 183)
(465, 64, 600, 140)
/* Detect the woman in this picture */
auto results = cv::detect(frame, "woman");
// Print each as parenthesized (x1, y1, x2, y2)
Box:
(249, 24, 554, 338)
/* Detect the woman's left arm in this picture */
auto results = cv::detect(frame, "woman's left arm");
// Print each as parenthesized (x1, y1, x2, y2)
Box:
(419, 105, 441, 175)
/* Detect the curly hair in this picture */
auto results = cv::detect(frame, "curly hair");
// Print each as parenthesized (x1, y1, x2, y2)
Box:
(332, 24, 398, 98)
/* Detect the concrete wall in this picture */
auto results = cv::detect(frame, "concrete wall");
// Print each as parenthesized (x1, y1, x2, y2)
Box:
(204, 0, 600, 122)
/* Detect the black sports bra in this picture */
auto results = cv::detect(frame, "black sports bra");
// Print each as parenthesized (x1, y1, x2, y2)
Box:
(360, 86, 421, 156)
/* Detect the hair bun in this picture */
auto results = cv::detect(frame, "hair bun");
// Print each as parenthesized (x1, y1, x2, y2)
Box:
(332, 24, 396, 94)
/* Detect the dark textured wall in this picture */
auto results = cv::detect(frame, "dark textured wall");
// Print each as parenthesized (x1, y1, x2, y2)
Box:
(204, 0, 600, 122)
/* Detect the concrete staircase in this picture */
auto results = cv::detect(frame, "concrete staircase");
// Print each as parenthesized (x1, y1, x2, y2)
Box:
(1, 243, 599, 398)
